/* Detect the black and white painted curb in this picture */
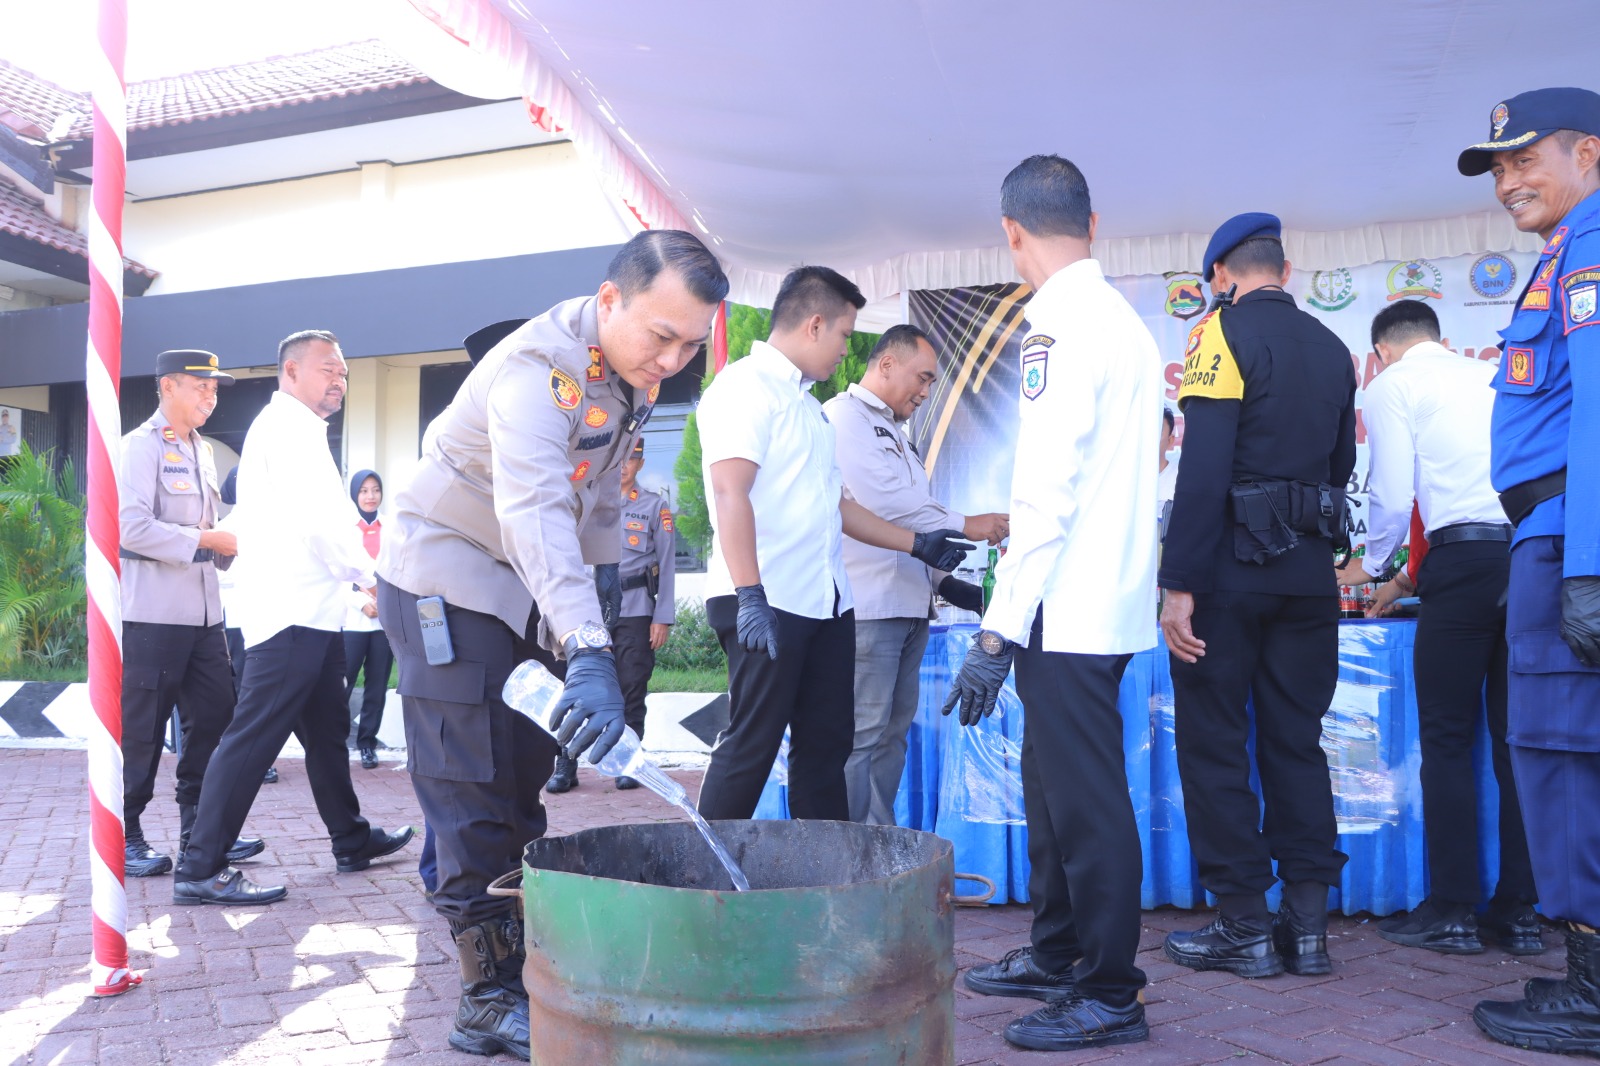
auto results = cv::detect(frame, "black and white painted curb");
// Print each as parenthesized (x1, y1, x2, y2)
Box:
(0, 683, 728, 768)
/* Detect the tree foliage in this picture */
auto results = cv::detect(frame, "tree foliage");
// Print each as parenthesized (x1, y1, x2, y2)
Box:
(673, 303, 880, 556)
(0, 444, 87, 670)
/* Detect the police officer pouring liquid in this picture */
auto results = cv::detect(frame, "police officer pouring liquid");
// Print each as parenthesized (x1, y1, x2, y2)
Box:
(1159, 213, 1358, 979)
(377, 231, 727, 1060)
(119, 350, 264, 876)
(1457, 88, 1600, 1056)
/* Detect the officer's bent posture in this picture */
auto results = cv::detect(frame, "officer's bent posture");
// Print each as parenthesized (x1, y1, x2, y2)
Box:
(377, 231, 728, 1060)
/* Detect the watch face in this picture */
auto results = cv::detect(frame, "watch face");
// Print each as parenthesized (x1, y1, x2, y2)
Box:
(977, 631, 1004, 655)
(577, 622, 611, 648)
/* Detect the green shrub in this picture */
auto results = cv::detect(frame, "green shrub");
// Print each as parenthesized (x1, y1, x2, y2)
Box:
(0, 445, 87, 671)
(655, 600, 727, 673)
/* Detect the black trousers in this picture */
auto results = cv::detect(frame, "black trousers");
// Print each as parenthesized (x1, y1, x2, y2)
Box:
(344, 629, 394, 749)
(175, 626, 371, 881)
(613, 615, 654, 740)
(121, 621, 236, 828)
(1169, 591, 1348, 896)
(378, 578, 562, 927)
(1413, 540, 1536, 906)
(1015, 611, 1144, 1008)
(698, 595, 854, 821)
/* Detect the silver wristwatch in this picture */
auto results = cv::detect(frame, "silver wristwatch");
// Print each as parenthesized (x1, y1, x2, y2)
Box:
(563, 621, 612, 657)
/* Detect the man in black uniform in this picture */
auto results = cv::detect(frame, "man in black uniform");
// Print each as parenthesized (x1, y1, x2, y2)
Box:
(1159, 213, 1358, 979)
(378, 231, 728, 1060)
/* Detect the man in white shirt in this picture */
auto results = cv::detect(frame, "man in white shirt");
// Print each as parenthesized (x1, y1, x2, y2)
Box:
(824, 324, 1004, 824)
(696, 266, 973, 822)
(1337, 300, 1540, 957)
(173, 330, 413, 906)
(945, 154, 1159, 1052)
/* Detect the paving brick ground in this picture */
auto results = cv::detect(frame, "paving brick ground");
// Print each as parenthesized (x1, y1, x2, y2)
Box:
(0, 746, 1570, 1065)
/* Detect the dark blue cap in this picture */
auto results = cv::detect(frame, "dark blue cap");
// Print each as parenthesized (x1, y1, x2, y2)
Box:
(1201, 212, 1281, 282)
(155, 349, 234, 384)
(1458, 87, 1600, 176)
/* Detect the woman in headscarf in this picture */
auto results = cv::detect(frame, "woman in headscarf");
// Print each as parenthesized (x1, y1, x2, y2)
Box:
(345, 469, 392, 769)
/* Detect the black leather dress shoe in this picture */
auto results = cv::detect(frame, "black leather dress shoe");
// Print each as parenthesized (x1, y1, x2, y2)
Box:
(1004, 994, 1149, 1051)
(125, 840, 173, 878)
(173, 867, 287, 906)
(1165, 916, 1284, 978)
(963, 947, 1077, 1000)
(359, 747, 378, 770)
(1378, 898, 1483, 954)
(226, 837, 266, 863)
(615, 775, 640, 790)
(1483, 902, 1546, 956)
(1273, 910, 1332, 975)
(335, 825, 416, 873)
(262, 766, 279, 784)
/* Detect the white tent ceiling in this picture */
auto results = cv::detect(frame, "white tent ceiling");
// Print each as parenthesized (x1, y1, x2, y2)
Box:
(388, 0, 1600, 306)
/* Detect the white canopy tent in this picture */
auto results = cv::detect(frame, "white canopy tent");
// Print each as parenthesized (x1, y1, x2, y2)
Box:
(378, 0, 1600, 313)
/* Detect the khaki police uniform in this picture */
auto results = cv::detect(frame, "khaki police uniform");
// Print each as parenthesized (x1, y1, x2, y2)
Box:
(615, 484, 676, 739)
(378, 295, 655, 928)
(119, 408, 236, 849)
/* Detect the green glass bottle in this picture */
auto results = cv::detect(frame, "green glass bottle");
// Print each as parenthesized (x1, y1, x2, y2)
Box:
(981, 547, 998, 612)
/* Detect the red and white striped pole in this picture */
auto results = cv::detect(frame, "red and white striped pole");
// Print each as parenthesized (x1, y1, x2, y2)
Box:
(85, 0, 137, 998)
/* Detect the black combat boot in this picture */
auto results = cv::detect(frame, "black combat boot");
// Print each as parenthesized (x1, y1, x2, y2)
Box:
(544, 755, 579, 794)
(1274, 881, 1332, 975)
(125, 815, 172, 878)
(1474, 925, 1600, 1055)
(449, 915, 531, 1060)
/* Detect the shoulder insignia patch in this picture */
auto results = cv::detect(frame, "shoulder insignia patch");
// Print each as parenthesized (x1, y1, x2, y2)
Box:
(1505, 346, 1535, 385)
(161, 426, 177, 442)
(1020, 335, 1054, 401)
(586, 346, 606, 383)
(660, 509, 674, 532)
(1177, 310, 1245, 404)
(584, 405, 608, 428)
(628, 488, 639, 501)
(1543, 226, 1570, 257)
(569, 460, 591, 481)
(550, 369, 582, 409)
(874, 425, 895, 440)
(648, 382, 660, 403)
(1561, 267, 1600, 331)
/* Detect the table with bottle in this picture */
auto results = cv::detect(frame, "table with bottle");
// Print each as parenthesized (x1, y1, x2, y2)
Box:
(755, 546, 1510, 917)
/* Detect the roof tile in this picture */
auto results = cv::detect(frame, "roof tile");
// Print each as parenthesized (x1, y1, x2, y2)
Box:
(0, 177, 157, 279)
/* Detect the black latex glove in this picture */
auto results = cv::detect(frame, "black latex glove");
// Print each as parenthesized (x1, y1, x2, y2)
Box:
(735, 584, 780, 660)
(938, 575, 984, 614)
(1561, 576, 1600, 667)
(594, 563, 622, 631)
(911, 528, 976, 572)
(549, 649, 626, 762)
(940, 631, 1016, 726)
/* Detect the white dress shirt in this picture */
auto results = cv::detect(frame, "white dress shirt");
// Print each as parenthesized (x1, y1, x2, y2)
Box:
(699, 340, 852, 618)
(983, 258, 1160, 654)
(229, 391, 376, 647)
(824, 383, 964, 620)
(1362, 340, 1505, 572)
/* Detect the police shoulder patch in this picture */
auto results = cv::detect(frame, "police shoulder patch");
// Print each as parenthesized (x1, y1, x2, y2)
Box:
(550, 369, 582, 409)
(1177, 311, 1245, 404)
(1560, 266, 1600, 331)
(1020, 334, 1054, 401)
(660, 508, 674, 532)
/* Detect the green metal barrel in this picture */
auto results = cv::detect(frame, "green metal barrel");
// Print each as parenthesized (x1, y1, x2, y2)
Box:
(514, 819, 955, 1064)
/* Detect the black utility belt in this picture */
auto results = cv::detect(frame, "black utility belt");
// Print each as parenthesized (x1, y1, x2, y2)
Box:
(620, 563, 661, 597)
(1499, 469, 1566, 527)
(121, 546, 215, 564)
(619, 573, 651, 591)
(1228, 479, 1350, 565)
(1427, 522, 1512, 547)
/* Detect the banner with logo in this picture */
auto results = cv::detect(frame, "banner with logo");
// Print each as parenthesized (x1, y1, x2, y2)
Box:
(907, 249, 1536, 552)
